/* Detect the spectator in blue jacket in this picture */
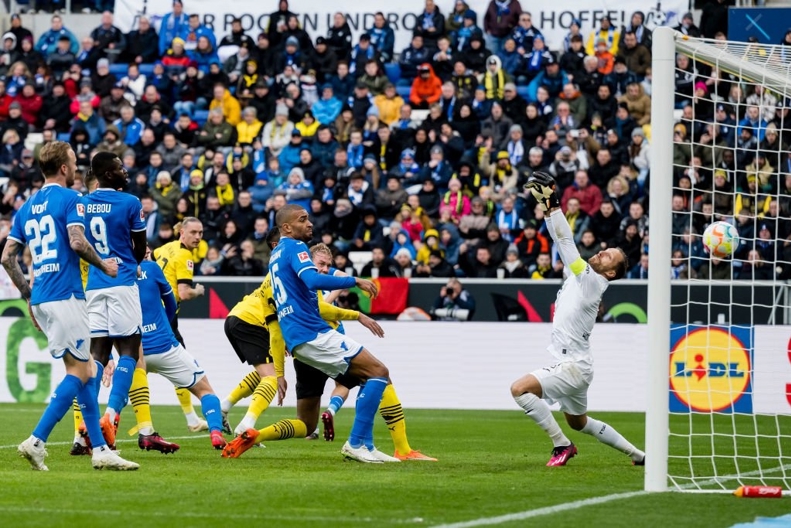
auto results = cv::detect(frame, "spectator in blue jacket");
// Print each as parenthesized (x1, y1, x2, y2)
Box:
(511, 12, 543, 55)
(310, 126, 339, 168)
(278, 167, 314, 210)
(188, 36, 220, 74)
(312, 84, 342, 125)
(158, 0, 189, 54)
(328, 62, 356, 102)
(113, 106, 145, 146)
(526, 56, 568, 102)
(349, 34, 378, 78)
(369, 13, 395, 63)
(738, 105, 769, 142)
(35, 16, 79, 57)
(452, 10, 482, 52)
(498, 38, 521, 77)
(71, 100, 106, 147)
(278, 129, 305, 174)
(179, 14, 217, 53)
(399, 35, 431, 85)
(419, 145, 453, 191)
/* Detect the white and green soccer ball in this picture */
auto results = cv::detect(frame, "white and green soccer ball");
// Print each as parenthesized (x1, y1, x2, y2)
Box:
(703, 221, 740, 258)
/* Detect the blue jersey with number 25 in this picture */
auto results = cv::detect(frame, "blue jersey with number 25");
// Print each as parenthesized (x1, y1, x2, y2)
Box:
(269, 237, 331, 349)
(82, 189, 146, 290)
(7, 183, 85, 306)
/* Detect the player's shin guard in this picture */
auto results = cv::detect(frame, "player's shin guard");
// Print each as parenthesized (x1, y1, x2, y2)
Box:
(580, 417, 645, 462)
(129, 368, 154, 436)
(514, 392, 571, 448)
(256, 419, 308, 442)
(32, 375, 83, 442)
(77, 375, 107, 449)
(379, 384, 412, 456)
(107, 356, 137, 417)
(222, 371, 262, 412)
(200, 394, 223, 433)
(349, 377, 388, 449)
(72, 398, 83, 440)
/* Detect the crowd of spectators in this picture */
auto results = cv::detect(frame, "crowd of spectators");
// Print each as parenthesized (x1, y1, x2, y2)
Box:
(1, 1, 784, 281)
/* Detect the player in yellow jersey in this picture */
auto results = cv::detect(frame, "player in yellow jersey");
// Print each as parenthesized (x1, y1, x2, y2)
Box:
(222, 233, 435, 461)
(153, 217, 211, 432)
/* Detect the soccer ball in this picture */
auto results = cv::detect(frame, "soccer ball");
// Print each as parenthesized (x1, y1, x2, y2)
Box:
(703, 221, 740, 258)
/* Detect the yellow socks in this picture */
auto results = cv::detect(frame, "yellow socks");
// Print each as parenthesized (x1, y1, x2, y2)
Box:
(222, 371, 262, 413)
(72, 398, 83, 441)
(255, 419, 307, 443)
(129, 368, 154, 436)
(236, 376, 278, 432)
(379, 384, 412, 456)
(176, 387, 202, 427)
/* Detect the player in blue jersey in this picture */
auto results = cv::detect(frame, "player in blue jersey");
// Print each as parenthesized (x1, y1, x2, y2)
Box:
(82, 151, 148, 450)
(127, 248, 227, 450)
(1, 141, 138, 471)
(269, 204, 395, 463)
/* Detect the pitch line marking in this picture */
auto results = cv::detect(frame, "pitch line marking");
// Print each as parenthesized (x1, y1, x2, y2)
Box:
(0, 434, 209, 450)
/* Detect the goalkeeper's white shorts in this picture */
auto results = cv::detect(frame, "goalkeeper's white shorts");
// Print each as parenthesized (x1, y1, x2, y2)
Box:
(530, 360, 593, 416)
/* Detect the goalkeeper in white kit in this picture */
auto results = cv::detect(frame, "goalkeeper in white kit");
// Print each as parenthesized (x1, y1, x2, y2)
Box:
(510, 172, 646, 467)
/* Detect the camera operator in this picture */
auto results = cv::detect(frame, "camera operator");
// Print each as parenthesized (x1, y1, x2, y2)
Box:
(431, 278, 476, 321)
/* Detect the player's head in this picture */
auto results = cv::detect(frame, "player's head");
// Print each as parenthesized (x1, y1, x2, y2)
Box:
(179, 217, 203, 250)
(39, 140, 77, 187)
(588, 247, 628, 281)
(266, 226, 281, 249)
(144, 245, 152, 261)
(310, 243, 333, 274)
(276, 204, 313, 242)
(91, 151, 127, 190)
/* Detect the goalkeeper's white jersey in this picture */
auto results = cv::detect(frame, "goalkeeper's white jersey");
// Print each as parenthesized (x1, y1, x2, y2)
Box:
(548, 265, 610, 366)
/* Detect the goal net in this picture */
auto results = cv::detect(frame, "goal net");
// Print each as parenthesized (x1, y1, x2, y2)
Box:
(647, 28, 791, 494)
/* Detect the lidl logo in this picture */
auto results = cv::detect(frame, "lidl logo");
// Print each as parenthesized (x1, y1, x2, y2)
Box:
(669, 326, 753, 413)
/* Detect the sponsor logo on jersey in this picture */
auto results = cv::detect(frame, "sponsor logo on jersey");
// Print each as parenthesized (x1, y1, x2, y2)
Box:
(76, 203, 85, 216)
(298, 251, 310, 263)
(186, 260, 193, 270)
(669, 326, 753, 413)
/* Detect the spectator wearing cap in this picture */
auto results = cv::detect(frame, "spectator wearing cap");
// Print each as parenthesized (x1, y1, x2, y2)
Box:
(500, 82, 525, 120)
(246, 81, 275, 124)
(503, 124, 526, 167)
(561, 18, 583, 53)
(514, 219, 548, 269)
(91, 58, 118, 99)
(604, 56, 637, 98)
(36, 15, 78, 57)
(8, 15, 31, 54)
(526, 53, 567, 102)
(162, 37, 191, 75)
(586, 15, 619, 56)
(399, 35, 431, 85)
(408, 63, 441, 110)
(348, 80, 373, 128)
(516, 34, 550, 84)
(278, 128, 306, 174)
(349, 33, 378, 78)
(414, 0, 446, 52)
(276, 36, 306, 74)
(309, 37, 338, 83)
(453, 10, 482, 53)
(620, 11, 652, 51)
(675, 12, 701, 38)
(482, 55, 509, 100)
(369, 12, 395, 63)
(90, 11, 126, 60)
(253, 33, 276, 80)
(619, 31, 651, 80)
(96, 125, 127, 158)
(500, 245, 529, 278)
(99, 81, 131, 122)
(483, 0, 522, 56)
(460, 35, 490, 77)
(562, 169, 603, 216)
(481, 150, 518, 200)
(158, 0, 188, 54)
(46, 35, 76, 78)
(266, 0, 296, 49)
(295, 110, 319, 140)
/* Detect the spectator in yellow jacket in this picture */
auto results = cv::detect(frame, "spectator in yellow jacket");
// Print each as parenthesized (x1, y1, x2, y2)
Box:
(374, 83, 405, 125)
(209, 84, 242, 126)
(236, 107, 263, 146)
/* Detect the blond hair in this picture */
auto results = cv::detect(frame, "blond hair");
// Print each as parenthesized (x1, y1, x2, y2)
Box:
(309, 243, 333, 259)
(39, 141, 73, 178)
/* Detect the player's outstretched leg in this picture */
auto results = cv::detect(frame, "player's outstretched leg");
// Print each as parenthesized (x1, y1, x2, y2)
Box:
(177, 387, 208, 432)
(222, 419, 309, 459)
(342, 349, 398, 463)
(188, 377, 227, 450)
(130, 368, 180, 454)
(220, 371, 261, 431)
(380, 383, 436, 461)
(234, 370, 278, 435)
(511, 375, 576, 467)
(566, 414, 645, 465)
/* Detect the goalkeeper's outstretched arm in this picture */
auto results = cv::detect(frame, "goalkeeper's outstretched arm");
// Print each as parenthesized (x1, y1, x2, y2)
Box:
(528, 173, 587, 276)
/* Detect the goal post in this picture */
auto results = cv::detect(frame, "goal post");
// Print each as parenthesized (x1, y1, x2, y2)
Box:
(646, 27, 791, 494)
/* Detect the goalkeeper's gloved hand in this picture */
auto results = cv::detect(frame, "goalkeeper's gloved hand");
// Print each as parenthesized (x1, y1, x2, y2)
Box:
(525, 171, 560, 211)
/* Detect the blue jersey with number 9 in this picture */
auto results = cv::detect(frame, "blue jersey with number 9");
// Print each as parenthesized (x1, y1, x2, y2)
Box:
(82, 189, 146, 290)
(268, 237, 332, 349)
(7, 183, 85, 306)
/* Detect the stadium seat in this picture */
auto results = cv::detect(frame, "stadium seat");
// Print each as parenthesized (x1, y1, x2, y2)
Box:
(193, 110, 209, 126)
(396, 85, 411, 99)
(348, 251, 372, 275)
(410, 109, 429, 122)
(516, 86, 530, 100)
(139, 64, 155, 77)
(384, 63, 401, 85)
(109, 64, 128, 77)
(57, 133, 71, 142)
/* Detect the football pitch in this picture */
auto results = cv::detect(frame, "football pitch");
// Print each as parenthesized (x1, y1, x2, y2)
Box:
(0, 404, 788, 528)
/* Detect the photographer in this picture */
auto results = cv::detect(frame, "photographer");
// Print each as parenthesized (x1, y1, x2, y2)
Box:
(432, 278, 476, 321)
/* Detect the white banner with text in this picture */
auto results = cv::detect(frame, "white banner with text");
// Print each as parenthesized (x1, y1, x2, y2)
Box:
(1, 318, 790, 414)
(115, 0, 687, 52)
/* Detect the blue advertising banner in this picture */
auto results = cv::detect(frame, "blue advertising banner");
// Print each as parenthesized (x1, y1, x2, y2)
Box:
(728, 7, 791, 44)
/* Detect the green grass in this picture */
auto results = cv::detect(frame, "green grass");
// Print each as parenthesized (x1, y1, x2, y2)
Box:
(0, 404, 788, 528)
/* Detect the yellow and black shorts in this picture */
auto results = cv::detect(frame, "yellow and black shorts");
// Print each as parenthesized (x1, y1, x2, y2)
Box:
(224, 316, 272, 366)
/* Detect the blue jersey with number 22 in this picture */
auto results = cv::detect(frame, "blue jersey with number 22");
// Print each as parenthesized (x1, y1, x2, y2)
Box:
(82, 189, 146, 290)
(8, 183, 85, 306)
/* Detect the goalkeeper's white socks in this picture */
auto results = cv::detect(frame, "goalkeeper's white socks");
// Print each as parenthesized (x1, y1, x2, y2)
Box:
(514, 393, 571, 448)
(581, 417, 645, 462)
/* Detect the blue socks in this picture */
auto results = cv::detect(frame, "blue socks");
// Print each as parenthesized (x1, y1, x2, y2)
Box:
(32, 374, 83, 442)
(348, 377, 387, 449)
(201, 394, 223, 433)
(107, 356, 136, 414)
(327, 395, 345, 415)
(77, 373, 107, 449)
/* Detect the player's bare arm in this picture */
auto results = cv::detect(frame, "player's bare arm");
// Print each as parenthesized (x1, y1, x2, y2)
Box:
(1, 238, 32, 300)
(67, 224, 118, 277)
(178, 282, 205, 300)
